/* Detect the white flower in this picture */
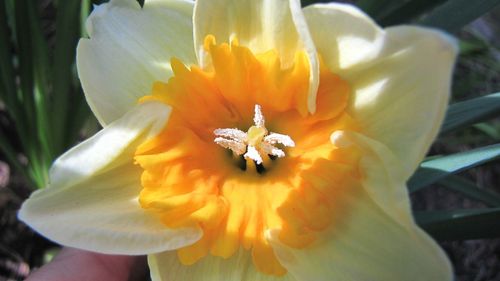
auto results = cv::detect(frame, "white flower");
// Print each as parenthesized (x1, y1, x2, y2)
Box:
(19, 0, 458, 280)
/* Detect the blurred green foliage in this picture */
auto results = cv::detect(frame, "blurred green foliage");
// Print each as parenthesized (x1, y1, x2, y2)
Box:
(0, 0, 95, 188)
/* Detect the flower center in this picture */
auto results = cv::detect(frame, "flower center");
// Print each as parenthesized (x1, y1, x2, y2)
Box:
(214, 104, 295, 170)
(134, 35, 359, 276)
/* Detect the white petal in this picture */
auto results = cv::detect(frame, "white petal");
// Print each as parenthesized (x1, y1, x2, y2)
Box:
(19, 102, 202, 255)
(330, 130, 412, 225)
(303, 3, 384, 74)
(349, 27, 457, 179)
(77, 0, 196, 125)
(305, 4, 458, 178)
(268, 187, 452, 281)
(193, 0, 319, 113)
(149, 249, 298, 281)
(49, 102, 169, 189)
(267, 129, 452, 280)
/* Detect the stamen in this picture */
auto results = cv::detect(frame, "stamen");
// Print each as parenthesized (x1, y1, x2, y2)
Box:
(253, 105, 265, 128)
(264, 133, 295, 147)
(214, 137, 246, 155)
(214, 128, 247, 142)
(214, 104, 295, 171)
(261, 143, 285, 158)
(244, 145, 263, 164)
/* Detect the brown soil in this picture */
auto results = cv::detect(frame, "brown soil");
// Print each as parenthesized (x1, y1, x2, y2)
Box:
(0, 172, 55, 280)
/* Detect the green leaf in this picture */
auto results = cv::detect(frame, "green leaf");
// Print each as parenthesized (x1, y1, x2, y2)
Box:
(440, 92, 500, 135)
(23, 0, 55, 173)
(80, 0, 91, 37)
(377, 0, 447, 26)
(439, 175, 500, 207)
(52, 0, 82, 155)
(408, 144, 500, 192)
(300, 0, 330, 7)
(356, 0, 402, 19)
(9, 0, 54, 188)
(418, 0, 500, 33)
(459, 39, 489, 55)
(415, 208, 500, 240)
(0, 1, 24, 131)
(13, 0, 37, 130)
(473, 123, 500, 140)
(12, 0, 41, 169)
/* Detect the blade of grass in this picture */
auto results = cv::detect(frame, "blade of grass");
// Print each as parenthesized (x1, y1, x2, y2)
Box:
(473, 123, 500, 140)
(0, 0, 26, 136)
(459, 38, 489, 55)
(13, 0, 40, 171)
(4, 0, 16, 42)
(419, 0, 500, 33)
(80, 0, 91, 37)
(415, 208, 500, 240)
(26, 0, 55, 184)
(30, 0, 54, 161)
(1, 0, 44, 189)
(12, 0, 53, 187)
(13, 0, 36, 133)
(408, 144, 500, 192)
(439, 175, 500, 207)
(52, 0, 82, 155)
(439, 92, 500, 135)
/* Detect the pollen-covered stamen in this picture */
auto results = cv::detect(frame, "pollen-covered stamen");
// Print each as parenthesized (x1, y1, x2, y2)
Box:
(213, 128, 247, 142)
(214, 128, 247, 156)
(214, 104, 295, 168)
(261, 143, 285, 158)
(244, 145, 263, 164)
(214, 137, 247, 155)
(253, 104, 265, 128)
(264, 133, 295, 147)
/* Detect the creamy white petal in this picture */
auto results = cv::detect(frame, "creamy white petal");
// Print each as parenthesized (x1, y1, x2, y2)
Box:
(303, 3, 384, 73)
(145, 0, 193, 15)
(268, 129, 452, 280)
(149, 249, 298, 281)
(330, 130, 411, 225)
(268, 187, 452, 281)
(49, 102, 168, 189)
(193, 0, 319, 113)
(348, 26, 457, 179)
(305, 4, 457, 178)
(77, 0, 195, 125)
(19, 102, 202, 255)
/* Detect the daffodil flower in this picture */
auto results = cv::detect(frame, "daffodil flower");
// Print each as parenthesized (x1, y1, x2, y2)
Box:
(19, 0, 458, 280)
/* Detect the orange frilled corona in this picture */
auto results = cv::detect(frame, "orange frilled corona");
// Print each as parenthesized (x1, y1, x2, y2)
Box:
(134, 36, 361, 276)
